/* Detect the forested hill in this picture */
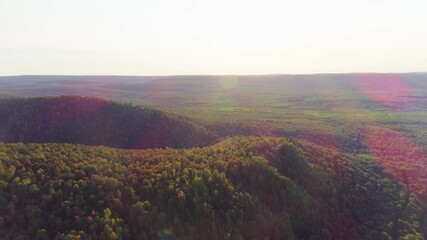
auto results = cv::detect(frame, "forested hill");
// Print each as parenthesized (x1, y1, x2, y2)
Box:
(0, 137, 425, 239)
(0, 96, 215, 149)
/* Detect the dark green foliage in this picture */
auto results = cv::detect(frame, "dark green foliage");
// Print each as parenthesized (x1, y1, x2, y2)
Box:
(0, 137, 425, 239)
(344, 155, 425, 240)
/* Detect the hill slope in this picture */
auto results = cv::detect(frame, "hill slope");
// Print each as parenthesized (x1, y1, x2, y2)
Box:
(2, 74, 426, 148)
(0, 96, 215, 149)
(0, 137, 425, 239)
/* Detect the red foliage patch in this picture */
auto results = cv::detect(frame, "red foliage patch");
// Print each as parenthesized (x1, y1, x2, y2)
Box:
(363, 126, 427, 200)
(301, 132, 341, 150)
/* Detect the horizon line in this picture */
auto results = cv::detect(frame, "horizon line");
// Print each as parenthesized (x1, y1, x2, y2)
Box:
(1, 71, 427, 78)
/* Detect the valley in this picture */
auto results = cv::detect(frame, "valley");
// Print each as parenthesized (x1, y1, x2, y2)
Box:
(0, 74, 426, 239)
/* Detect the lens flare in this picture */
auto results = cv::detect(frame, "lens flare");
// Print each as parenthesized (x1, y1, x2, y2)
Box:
(354, 74, 412, 109)
(219, 75, 238, 90)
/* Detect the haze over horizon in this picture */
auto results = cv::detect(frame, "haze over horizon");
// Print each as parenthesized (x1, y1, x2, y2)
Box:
(1, 0, 426, 76)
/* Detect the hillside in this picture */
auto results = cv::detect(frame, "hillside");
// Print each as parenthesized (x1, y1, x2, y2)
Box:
(0, 96, 215, 149)
(0, 77, 426, 240)
(0, 137, 425, 239)
(1, 74, 426, 148)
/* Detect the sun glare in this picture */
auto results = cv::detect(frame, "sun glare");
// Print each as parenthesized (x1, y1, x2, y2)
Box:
(219, 76, 238, 90)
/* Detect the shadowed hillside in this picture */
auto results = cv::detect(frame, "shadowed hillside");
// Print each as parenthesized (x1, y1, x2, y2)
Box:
(0, 96, 215, 149)
(1, 73, 426, 148)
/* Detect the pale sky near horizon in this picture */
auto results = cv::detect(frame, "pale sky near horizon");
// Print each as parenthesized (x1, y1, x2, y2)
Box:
(0, 0, 426, 75)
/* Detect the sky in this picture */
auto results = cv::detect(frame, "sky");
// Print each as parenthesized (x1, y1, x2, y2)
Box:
(0, 0, 426, 75)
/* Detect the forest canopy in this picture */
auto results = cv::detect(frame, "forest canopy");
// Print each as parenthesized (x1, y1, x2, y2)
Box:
(0, 96, 215, 149)
(0, 137, 425, 239)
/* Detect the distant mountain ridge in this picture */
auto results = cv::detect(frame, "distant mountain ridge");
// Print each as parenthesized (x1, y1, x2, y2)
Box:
(0, 96, 215, 149)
